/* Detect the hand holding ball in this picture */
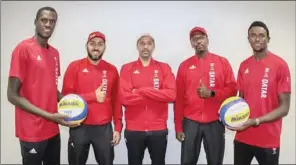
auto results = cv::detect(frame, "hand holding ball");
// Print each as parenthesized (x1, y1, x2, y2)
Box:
(58, 94, 88, 125)
(219, 96, 250, 129)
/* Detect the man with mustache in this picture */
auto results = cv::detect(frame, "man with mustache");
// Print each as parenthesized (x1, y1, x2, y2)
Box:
(231, 21, 291, 165)
(7, 6, 77, 165)
(62, 31, 122, 165)
(174, 27, 237, 165)
(120, 34, 176, 165)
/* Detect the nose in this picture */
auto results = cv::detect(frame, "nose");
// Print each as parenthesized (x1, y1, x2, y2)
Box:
(45, 23, 50, 28)
(44, 20, 53, 28)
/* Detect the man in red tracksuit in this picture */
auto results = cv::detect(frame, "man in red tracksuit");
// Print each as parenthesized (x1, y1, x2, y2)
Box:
(62, 31, 123, 165)
(120, 34, 176, 165)
(232, 21, 291, 165)
(7, 7, 77, 165)
(174, 27, 237, 165)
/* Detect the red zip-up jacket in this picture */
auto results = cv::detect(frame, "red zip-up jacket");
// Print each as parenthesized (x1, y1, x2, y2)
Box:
(120, 58, 176, 131)
(174, 53, 237, 132)
(62, 58, 123, 132)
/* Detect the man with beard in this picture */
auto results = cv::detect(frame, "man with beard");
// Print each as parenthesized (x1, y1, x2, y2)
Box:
(174, 26, 237, 165)
(62, 31, 123, 165)
(231, 21, 291, 165)
(7, 6, 77, 165)
(120, 34, 176, 165)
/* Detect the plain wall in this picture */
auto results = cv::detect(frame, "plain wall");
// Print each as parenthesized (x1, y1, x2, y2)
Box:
(1, 1, 295, 164)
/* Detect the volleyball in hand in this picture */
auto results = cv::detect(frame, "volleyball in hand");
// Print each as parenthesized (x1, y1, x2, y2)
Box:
(58, 94, 88, 124)
(219, 96, 250, 128)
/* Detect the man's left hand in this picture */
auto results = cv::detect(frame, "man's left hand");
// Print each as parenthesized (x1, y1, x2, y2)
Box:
(197, 80, 211, 98)
(111, 131, 121, 146)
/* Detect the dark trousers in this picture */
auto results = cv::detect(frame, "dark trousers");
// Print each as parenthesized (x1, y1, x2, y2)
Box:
(181, 118, 225, 165)
(68, 123, 114, 165)
(20, 134, 61, 165)
(234, 140, 280, 165)
(124, 129, 168, 165)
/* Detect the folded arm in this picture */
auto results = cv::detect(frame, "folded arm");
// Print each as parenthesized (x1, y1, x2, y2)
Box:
(120, 65, 146, 106)
(138, 64, 176, 102)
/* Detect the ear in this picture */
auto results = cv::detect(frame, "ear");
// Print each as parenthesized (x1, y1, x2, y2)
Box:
(247, 35, 251, 43)
(34, 19, 37, 25)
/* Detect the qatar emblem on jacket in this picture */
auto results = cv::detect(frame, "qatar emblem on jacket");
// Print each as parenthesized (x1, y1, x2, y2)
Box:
(102, 70, 108, 92)
(209, 63, 215, 88)
(153, 70, 160, 90)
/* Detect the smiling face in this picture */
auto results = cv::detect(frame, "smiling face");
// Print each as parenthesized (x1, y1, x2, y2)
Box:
(87, 37, 106, 61)
(137, 35, 155, 59)
(35, 9, 57, 39)
(248, 26, 270, 52)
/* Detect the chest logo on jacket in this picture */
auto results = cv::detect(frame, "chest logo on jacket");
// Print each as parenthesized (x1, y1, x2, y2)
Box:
(102, 70, 108, 92)
(209, 63, 215, 87)
(153, 70, 160, 90)
(261, 68, 269, 98)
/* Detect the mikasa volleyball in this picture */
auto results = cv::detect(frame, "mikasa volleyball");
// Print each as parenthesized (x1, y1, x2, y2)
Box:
(219, 96, 250, 128)
(58, 94, 88, 124)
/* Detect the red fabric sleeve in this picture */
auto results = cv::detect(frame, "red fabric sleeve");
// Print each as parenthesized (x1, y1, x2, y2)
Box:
(138, 64, 176, 102)
(174, 64, 186, 133)
(112, 69, 123, 132)
(62, 62, 97, 103)
(9, 44, 28, 82)
(119, 64, 146, 106)
(277, 61, 291, 94)
(214, 59, 237, 102)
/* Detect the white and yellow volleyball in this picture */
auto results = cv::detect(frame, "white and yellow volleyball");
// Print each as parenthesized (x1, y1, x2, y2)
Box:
(58, 94, 88, 124)
(219, 96, 250, 128)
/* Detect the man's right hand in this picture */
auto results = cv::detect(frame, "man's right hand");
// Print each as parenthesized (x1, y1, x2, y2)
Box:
(95, 83, 106, 103)
(176, 132, 185, 142)
(49, 113, 80, 127)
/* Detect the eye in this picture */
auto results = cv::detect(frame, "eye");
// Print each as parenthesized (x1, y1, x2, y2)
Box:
(40, 18, 47, 23)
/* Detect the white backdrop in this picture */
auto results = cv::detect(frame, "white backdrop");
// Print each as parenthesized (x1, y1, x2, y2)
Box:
(1, 1, 295, 164)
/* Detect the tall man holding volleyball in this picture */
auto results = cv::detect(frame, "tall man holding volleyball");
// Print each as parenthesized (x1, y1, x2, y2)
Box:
(7, 7, 77, 165)
(231, 21, 291, 165)
(120, 34, 176, 165)
(174, 26, 237, 165)
(62, 31, 122, 165)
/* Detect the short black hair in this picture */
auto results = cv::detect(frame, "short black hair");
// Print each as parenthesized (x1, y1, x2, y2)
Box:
(248, 21, 270, 38)
(35, 6, 58, 20)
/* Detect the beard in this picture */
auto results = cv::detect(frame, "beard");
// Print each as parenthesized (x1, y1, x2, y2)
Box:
(87, 49, 103, 61)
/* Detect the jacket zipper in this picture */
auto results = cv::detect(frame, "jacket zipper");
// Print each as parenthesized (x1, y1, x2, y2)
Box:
(145, 105, 148, 132)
